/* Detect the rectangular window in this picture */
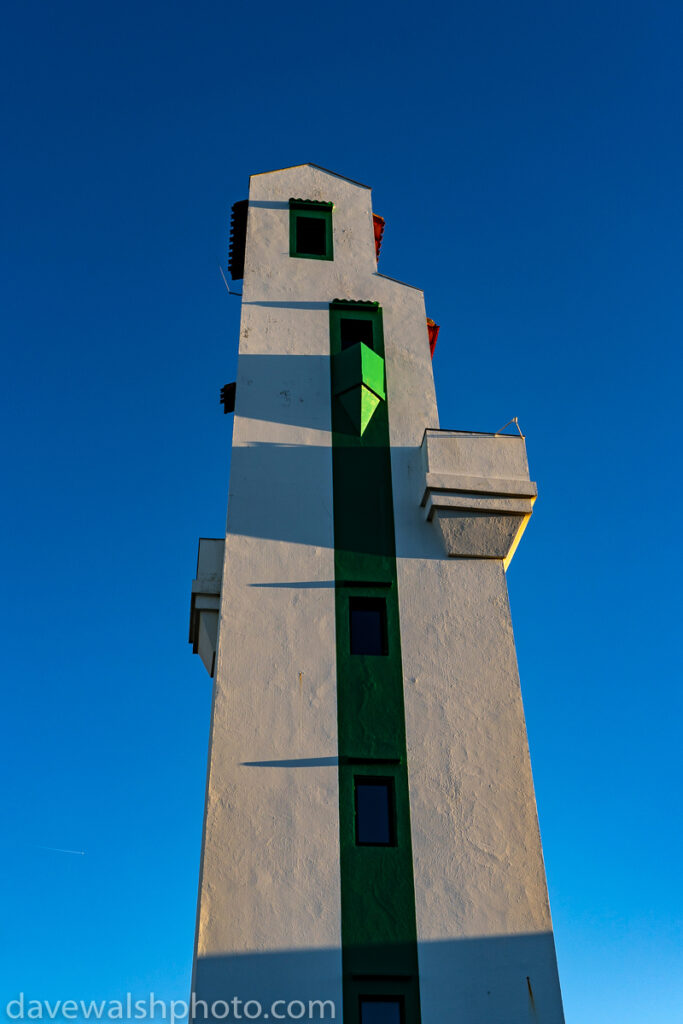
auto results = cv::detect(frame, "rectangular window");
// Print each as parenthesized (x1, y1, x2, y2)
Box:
(289, 199, 333, 260)
(359, 999, 403, 1024)
(296, 216, 326, 255)
(340, 316, 375, 351)
(349, 597, 387, 656)
(355, 776, 396, 846)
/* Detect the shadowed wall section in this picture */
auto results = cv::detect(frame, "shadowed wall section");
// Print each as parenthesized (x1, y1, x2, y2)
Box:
(195, 934, 561, 1023)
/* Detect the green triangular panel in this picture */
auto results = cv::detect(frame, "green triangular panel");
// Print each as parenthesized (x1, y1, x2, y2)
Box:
(359, 344, 385, 400)
(337, 385, 381, 436)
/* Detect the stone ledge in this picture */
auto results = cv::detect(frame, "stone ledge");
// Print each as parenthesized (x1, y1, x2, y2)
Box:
(425, 491, 535, 519)
(422, 471, 538, 504)
(189, 538, 225, 677)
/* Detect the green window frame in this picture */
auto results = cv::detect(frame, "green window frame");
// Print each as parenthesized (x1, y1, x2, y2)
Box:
(289, 198, 334, 260)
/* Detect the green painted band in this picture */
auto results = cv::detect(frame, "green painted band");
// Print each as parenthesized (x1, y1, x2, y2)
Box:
(329, 302, 422, 1024)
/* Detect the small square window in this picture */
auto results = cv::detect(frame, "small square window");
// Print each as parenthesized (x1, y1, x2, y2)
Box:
(355, 776, 396, 846)
(289, 200, 333, 260)
(349, 597, 387, 656)
(340, 317, 375, 351)
(359, 999, 403, 1024)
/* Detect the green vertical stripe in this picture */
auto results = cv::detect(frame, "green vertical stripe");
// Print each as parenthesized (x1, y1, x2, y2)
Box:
(329, 303, 421, 1024)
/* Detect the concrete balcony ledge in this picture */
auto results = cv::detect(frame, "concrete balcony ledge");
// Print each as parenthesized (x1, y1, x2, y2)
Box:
(424, 471, 537, 501)
(189, 538, 225, 677)
(420, 429, 537, 568)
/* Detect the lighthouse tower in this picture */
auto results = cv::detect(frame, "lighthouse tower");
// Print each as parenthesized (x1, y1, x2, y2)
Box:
(188, 164, 564, 1024)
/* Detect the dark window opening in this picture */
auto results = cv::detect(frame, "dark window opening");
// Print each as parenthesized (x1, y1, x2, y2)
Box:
(340, 317, 375, 351)
(349, 597, 387, 656)
(355, 777, 396, 846)
(295, 216, 327, 256)
(359, 999, 403, 1024)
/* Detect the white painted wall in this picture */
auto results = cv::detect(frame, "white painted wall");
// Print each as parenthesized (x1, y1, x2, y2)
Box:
(191, 164, 564, 1024)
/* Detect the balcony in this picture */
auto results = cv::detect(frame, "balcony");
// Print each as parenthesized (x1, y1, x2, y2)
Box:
(420, 429, 537, 568)
(189, 538, 225, 677)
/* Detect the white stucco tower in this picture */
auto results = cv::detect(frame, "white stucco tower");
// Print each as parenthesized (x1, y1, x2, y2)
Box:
(189, 164, 564, 1024)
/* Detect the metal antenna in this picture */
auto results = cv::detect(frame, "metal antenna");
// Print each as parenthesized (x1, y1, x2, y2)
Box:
(495, 416, 524, 437)
(219, 264, 242, 297)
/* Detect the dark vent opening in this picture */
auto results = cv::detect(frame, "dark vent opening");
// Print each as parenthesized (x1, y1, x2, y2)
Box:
(228, 200, 248, 280)
(220, 382, 236, 414)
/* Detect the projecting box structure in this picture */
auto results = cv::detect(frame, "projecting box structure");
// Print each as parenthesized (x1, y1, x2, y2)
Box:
(188, 164, 564, 1024)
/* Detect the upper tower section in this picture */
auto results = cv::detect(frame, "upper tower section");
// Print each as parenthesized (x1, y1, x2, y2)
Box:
(228, 164, 382, 304)
(245, 164, 377, 302)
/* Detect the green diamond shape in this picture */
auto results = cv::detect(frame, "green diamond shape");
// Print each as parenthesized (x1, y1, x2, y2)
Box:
(337, 385, 382, 436)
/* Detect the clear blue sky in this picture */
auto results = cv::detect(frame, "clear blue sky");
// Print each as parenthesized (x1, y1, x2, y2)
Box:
(2, 1, 682, 1021)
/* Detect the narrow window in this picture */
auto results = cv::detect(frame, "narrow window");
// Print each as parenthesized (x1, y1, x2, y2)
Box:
(355, 776, 396, 846)
(289, 200, 333, 260)
(340, 316, 374, 351)
(359, 999, 403, 1024)
(349, 597, 387, 655)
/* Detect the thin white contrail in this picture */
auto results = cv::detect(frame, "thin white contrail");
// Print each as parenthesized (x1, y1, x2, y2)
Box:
(35, 845, 85, 856)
